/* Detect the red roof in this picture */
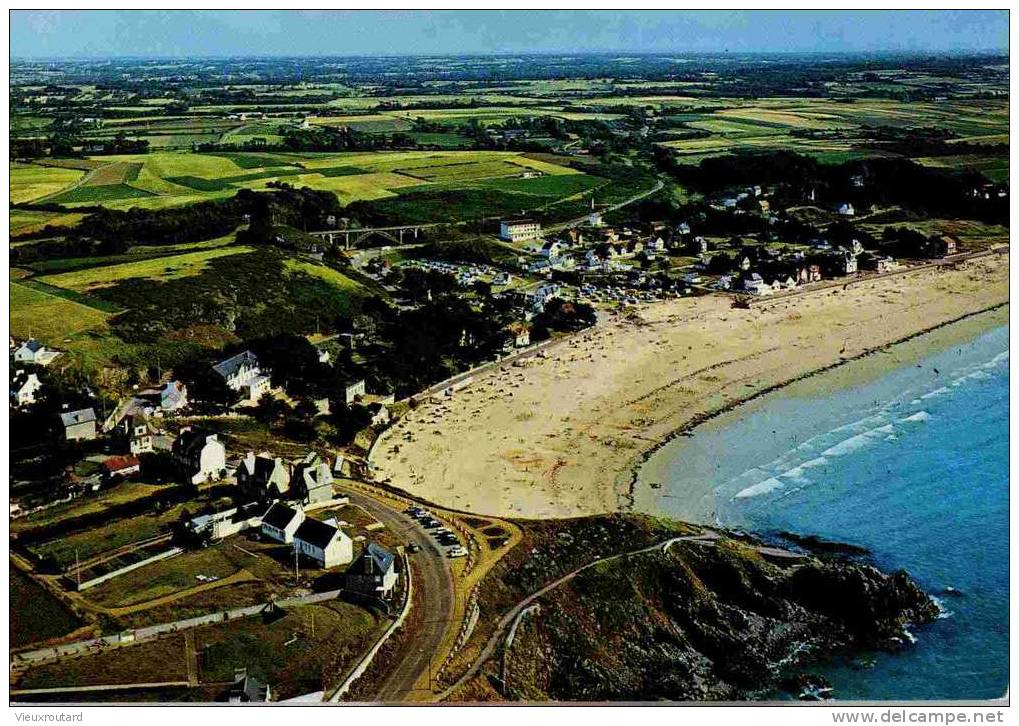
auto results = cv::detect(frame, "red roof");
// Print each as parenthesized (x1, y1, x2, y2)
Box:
(103, 455, 140, 474)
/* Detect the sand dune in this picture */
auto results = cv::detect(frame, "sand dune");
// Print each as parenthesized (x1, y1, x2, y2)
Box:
(370, 255, 1009, 518)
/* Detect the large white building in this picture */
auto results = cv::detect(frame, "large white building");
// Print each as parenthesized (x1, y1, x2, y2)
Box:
(499, 219, 542, 242)
(213, 351, 271, 402)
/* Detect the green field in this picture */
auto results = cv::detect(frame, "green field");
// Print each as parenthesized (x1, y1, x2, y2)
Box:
(26, 235, 238, 275)
(10, 150, 586, 212)
(656, 97, 1010, 165)
(38, 245, 254, 292)
(10, 163, 85, 203)
(10, 280, 112, 343)
(11, 568, 83, 648)
(10, 209, 87, 237)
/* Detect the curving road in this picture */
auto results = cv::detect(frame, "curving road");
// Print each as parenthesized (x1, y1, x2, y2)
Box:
(341, 488, 456, 702)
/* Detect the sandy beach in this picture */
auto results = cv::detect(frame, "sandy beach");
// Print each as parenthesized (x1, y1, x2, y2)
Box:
(370, 254, 1010, 519)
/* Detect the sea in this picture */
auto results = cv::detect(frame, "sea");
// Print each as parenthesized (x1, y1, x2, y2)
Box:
(635, 322, 1009, 701)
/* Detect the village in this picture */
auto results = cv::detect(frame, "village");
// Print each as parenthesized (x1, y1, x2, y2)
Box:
(9, 152, 998, 703)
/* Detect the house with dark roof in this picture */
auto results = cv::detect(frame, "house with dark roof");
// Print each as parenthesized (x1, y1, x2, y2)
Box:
(260, 502, 304, 544)
(346, 542, 398, 598)
(293, 517, 352, 568)
(212, 351, 271, 403)
(171, 427, 226, 485)
(60, 408, 97, 441)
(227, 669, 271, 703)
(117, 413, 154, 455)
(291, 452, 334, 505)
(237, 452, 291, 501)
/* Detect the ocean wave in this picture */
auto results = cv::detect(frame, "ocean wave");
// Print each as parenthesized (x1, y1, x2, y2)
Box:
(733, 477, 784, 499)
(931, 596, 955, 620)
(822, 428, 887, 457)
(900, 411, 931, 423)
(920, 386, 951, 400)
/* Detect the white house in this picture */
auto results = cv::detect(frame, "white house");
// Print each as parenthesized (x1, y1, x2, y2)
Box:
(343, 379, 366, 405)
(10, 370, 42, 407)
(292, 453, 334, 505)
(540, 240, 567, 261)
(60, 408, 98, 441)
(293, 517, 353, 568)
(160, 381, 188, 412)
(213, 351, 271, 402)
(237, 452, 291, 500)
(499, 219, 542, 242)
(346, 543, 398, 598)
(646, 236, 666, 254)
(742, 273, 772, 296)
(368, 402, 391, 427)
(14, 339, 61, 366)
(124, 414, 154, 455)
(837, 203, 855, 217)
(260, 502, 305, 544)
(529, 282, 560, 312)
(171, 428, 227, 485)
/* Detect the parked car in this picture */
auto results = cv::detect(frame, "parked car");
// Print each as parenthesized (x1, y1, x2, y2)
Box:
(407, 543, 421, 554)
(423, 519, 441, 529)
(447, 546, 468, 558)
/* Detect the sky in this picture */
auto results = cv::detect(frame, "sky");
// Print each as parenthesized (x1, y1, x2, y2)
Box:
(9, 10, 1009, 59)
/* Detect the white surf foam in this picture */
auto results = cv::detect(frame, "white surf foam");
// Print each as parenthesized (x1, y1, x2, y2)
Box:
(733, 477, 784, 499)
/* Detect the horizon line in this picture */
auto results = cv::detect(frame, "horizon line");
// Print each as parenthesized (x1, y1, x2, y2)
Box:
(9, 48, 1010, 63)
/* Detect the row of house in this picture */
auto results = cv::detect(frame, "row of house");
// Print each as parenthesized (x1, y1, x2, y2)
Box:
(236, 450, 340, 505)
(259, 502, 397, 597)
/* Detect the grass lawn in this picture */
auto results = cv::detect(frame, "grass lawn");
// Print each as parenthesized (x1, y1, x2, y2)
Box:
(11, 483, 168, 536)
(10, 280, 112, 344)
(195, 600, 385, 699)
(83, 538, 291, 609)
(11, 568, 82, 648)
(28, 499, 231, 570)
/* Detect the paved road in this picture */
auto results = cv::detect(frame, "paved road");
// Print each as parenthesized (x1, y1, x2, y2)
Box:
(342, 489, 456, 701)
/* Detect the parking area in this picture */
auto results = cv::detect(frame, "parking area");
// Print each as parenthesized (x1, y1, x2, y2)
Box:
(403, 506, 468, 559)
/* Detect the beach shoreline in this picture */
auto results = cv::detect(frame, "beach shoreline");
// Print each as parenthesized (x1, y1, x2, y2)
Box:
(369, 254, 1009, 519)
(627, 301, 1009, 512)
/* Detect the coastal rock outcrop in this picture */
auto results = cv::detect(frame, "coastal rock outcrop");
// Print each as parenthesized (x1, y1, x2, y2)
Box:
(458, 516, 939, 702)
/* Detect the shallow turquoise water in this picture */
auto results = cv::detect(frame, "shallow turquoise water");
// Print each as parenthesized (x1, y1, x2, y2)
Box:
(637, 325, 1009, 700)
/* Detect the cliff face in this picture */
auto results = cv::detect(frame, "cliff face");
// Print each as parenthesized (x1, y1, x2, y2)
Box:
(493, 537, 938, 702)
